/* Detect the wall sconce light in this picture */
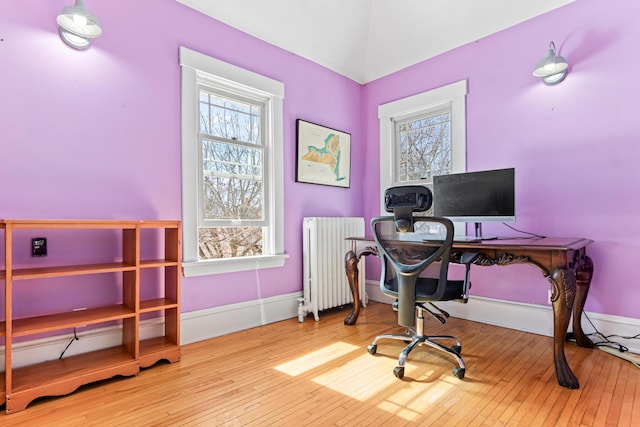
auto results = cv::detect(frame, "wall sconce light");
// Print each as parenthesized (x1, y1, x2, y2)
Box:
(57, 0, 102, 50)
(533, 41, 568, 85)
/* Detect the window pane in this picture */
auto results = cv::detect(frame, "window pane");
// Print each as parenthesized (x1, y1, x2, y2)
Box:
(396, 111, 451, 182)
(203, 139, 263, 177)
(199, 92, 211, 134)
(199, 90, 261, 144)
(202, 176, 263, 220)
(198, 226, 263, 259)
(202, 138, 264, 221)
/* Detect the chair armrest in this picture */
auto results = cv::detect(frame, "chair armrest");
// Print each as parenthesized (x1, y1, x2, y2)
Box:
(460, 252, 480, 265)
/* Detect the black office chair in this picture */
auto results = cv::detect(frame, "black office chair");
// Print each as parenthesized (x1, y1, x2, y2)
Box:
(367, 186, 477, 379)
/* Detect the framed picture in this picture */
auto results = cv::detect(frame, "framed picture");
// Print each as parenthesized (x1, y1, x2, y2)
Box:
(296, 119, 351, 188)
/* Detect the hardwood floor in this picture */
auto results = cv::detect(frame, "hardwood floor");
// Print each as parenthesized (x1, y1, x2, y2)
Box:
(2, 302, 638, 426)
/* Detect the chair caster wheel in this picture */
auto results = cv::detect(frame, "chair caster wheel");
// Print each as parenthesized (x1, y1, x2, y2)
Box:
(367, 344, 377, 355)
(451, 345, 462, 354)
(453, 367, 465, 379)
(393, 366, 404, 378)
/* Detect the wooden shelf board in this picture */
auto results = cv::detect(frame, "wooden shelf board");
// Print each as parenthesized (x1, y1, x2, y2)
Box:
(0, 219, 140, 229)
(140, 298, 178, 313)
(139, 337, 180, 368)
(12, 262, 136, 280)
(139, 220, 180, 228)
(8, 346, 139, 413)
(11, 346, 136, 391)
(12, 305, 135, 337)
(140, 259, 179, 268)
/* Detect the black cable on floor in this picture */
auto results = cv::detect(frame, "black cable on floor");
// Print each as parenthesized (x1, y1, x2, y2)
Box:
(584, 311, 640, 350)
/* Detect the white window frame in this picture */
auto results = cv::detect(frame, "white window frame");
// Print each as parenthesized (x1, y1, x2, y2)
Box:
(179, 47, 288, 277)
(378, 80, 467, 212)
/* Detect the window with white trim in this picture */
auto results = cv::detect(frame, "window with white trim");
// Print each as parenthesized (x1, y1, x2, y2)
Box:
(180, 47, 287, 276)
(378, 80, 467, 234)
(378, 80, 468, 215)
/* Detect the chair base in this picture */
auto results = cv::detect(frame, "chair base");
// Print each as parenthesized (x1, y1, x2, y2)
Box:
(367, 307, 466, 379)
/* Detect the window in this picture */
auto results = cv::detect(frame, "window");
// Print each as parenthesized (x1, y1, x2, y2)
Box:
(378, 80, 467, 215)
(180, 47, 287, 276)
(198, 89, 265, 259)
(395, 109, 452, 183)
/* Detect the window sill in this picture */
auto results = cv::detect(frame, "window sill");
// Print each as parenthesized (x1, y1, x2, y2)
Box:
(182, 254, 289, 277)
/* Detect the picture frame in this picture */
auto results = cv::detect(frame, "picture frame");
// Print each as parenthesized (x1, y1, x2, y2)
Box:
(296, 119, 351, 188)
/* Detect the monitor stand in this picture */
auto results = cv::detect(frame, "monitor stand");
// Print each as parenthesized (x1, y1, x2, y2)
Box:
(473, 222, 497, 241)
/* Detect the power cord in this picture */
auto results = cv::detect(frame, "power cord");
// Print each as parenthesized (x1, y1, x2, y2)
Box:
(59, 327, 79, 359)
(570, 312, 640, 368)
(501, 222, 546, 239)
(584, 312, 638, 350)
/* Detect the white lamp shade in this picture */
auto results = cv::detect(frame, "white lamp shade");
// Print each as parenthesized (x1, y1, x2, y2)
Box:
(57, 0, 102, 39)
(533, 52, 568, 77)
(533, 42, 568, 85)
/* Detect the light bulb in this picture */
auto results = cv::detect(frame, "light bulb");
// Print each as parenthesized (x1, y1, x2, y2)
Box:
(73, 14, 88, 27)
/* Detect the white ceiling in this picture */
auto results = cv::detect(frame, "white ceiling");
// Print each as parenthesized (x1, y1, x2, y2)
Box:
(177, 0, 575, 84)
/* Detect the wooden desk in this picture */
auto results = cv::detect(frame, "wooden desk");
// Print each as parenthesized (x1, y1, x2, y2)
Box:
(344, 236, 594, 389)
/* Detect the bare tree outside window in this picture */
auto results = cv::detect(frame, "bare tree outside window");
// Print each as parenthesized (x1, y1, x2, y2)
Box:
(394, 109, 452, 221)
(396, 111, 451, 183)
(198, 90, 266, 259)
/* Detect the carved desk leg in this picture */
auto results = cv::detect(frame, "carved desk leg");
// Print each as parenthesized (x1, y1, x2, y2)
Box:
(550, 267, 579, 389)
(572, 254, 595, 348)
(344, 250, 361, 325)
(344, 245, 377, 325)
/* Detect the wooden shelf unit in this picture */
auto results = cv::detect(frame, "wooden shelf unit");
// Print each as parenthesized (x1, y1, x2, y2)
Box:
(1, 219, 181, 414)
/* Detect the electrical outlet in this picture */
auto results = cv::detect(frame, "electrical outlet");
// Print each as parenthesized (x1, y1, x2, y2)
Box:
(32, 237, 47, 257)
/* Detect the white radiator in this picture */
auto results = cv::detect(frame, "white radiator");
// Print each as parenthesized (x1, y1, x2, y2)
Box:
(299, 217, 366, 322)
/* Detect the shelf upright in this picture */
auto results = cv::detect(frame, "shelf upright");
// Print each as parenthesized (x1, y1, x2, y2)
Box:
(1, 220, 10, 408)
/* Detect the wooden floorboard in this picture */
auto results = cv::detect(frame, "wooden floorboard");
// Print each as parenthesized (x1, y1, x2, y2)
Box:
(1, 301, 639, 426)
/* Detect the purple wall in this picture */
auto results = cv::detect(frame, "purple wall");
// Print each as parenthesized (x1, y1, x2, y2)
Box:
(2, 0, 638, 321)
(363, 0, 640, 319)
(0, 1, 364, 314)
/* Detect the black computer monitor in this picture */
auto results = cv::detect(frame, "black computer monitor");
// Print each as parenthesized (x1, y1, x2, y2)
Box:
(433, 168, 515, 237)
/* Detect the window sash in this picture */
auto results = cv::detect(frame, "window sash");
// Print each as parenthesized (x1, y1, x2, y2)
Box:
(199, 90, 262, 145)
(197, 87, 268, 228)
(393, 105, 452, 185)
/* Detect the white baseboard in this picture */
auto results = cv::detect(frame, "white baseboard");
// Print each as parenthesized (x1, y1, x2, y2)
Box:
(3, 287, 638, 371)
(1, 317, 167, 370)
(180, 291, 301, 344)
(365, 280, 640, 354)
(1, 292, 302, 371)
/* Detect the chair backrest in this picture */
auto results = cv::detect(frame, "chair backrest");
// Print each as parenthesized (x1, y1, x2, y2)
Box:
(383, 185, 432, 232)
(371, 215, 456, 327)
